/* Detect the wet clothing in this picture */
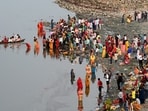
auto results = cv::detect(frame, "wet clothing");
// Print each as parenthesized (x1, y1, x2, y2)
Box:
(77, 77, 83, 91)
(70, 69, 75, 84)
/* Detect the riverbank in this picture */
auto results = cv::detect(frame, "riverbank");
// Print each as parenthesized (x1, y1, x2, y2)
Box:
(97, 51, 148, 111)
(55, 0, 148, 18)
(54, 0, 148, 37)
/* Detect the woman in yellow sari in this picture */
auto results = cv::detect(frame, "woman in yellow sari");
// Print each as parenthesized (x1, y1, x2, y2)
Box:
(49, 38, 54, 50)
(102, 45, 106, 58)
(125, 40, 130, 52)
(90, 54, 96, 65)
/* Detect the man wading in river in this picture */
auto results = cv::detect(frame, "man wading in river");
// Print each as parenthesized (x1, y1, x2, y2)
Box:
(70, 69, 75, 84)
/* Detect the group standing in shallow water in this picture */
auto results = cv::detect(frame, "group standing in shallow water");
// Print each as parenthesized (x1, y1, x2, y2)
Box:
(1, 13, 148, 111)
(33, 14, 148, 111)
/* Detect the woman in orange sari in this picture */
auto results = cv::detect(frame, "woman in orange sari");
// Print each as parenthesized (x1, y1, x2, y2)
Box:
(134, 66, 140, 75)
(37, 21, 43, 37)
(85, 64, 91, 77)
(121, 41, 126, 54)
(49, 38, 54, 50)
(34, 39, 40, 55)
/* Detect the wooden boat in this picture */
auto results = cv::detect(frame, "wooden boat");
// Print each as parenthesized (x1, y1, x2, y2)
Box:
(0, 39, 25, 44)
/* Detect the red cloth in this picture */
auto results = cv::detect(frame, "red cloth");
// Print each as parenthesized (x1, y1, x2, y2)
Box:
(37, 21, 44, 37)
(142, 68, 147, 74)
(25, 43, 31, 49)
(77, 77, 83, 91)
(55, 39, 60, 49)
(98, 80, 103, 87)
(107, 44, 113, 53)
(134, 79, 138, 86)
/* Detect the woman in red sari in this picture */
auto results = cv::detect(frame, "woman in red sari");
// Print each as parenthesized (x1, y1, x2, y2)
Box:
(77, 77, 83, 92)
(124, 52, 130, 64)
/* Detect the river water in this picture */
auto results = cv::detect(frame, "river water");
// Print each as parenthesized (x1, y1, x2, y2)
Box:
(0, 0, 105, 111)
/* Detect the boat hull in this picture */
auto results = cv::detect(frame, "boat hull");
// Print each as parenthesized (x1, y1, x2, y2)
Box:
(0, 39, 25, 44)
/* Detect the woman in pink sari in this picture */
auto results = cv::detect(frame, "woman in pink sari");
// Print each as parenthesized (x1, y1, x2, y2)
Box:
(120, 39, 126, 54)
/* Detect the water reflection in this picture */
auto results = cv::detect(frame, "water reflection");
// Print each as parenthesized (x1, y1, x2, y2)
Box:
(70, 69, 75, 85)
(97, 93, 103, 108)
(3, 44, 8, 49)
(42, 47, 61, 59)
(77, 88, 84, 111)
(0, 35, 103, 111)
(34, 47, 40, 55)
(49, 49, 54, 58)
(26, 48, 31, 54)
(25, 43, 31, 54)
(85, 74, 90, 97)
(42, 48, 46, 58)
(79, 55, 83, 64)
(91, 64, 96, 83)
(1, 43, 22, 50)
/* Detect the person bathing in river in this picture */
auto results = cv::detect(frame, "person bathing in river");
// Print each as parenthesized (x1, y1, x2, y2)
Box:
(77, 77, 83, 92)
(34, 38, 40, 55)
(85, 64, 91, 77)
(91, 64, 96, 83)
(70, 69, 75, 85)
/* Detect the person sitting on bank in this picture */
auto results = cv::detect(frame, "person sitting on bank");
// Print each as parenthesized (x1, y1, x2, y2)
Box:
(126, 15, 132, 23)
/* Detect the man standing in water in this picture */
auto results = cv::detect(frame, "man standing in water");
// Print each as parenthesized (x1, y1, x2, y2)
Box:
(50, 19, 54, 30)
(97, 78, 103, 95)
(70, 69, 75, 85)
(77, 77, 83, 91)
(77, 77, 83, 110)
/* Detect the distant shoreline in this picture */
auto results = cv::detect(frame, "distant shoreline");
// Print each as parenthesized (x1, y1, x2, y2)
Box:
(54, 0, 148, 37)
(55, 0, 148, 18)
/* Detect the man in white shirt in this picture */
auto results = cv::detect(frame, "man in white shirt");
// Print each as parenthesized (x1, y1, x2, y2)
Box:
(118, 89, 123, 107)
(105, 73, 110, 92)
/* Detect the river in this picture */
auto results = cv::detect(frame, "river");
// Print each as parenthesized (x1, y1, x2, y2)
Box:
(0, 0, 105, 111)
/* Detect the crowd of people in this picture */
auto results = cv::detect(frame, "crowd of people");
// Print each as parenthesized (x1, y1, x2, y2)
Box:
(122, 10, 148, 23)
(0, 34, 22, 43)
(33, 14, 148, 111)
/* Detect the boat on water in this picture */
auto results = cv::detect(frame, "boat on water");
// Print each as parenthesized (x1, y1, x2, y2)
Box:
(0, 39, 25, 44)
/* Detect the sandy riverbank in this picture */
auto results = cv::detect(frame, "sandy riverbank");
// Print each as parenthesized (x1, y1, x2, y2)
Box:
(55, 0, 148, 18)
(54, 0, 148, 37)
